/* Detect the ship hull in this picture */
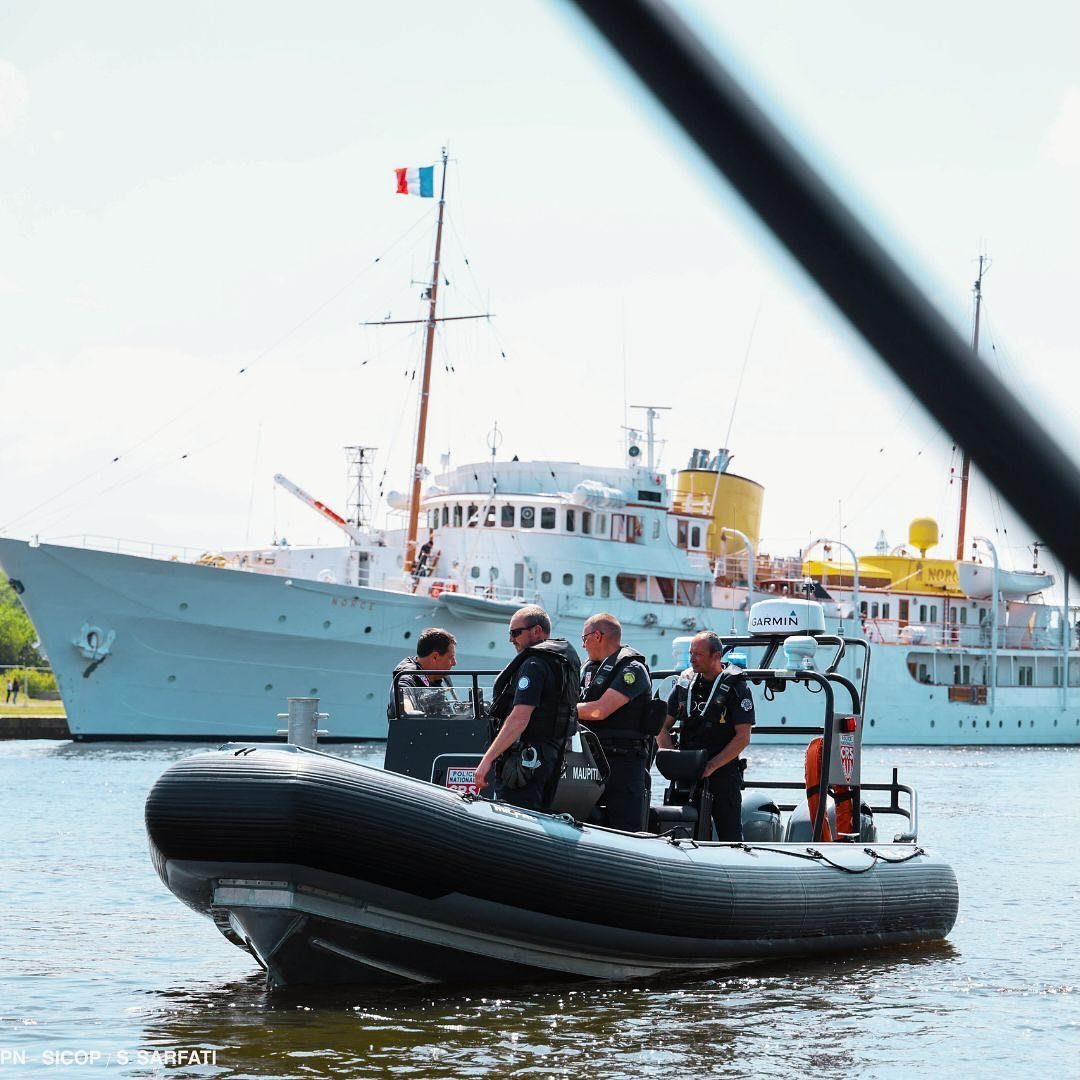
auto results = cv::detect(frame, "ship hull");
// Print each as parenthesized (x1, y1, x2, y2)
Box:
(2, 538, 1078, 745)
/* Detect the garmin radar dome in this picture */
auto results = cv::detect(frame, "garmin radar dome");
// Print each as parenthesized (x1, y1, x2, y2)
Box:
(747, 598, 826, 637)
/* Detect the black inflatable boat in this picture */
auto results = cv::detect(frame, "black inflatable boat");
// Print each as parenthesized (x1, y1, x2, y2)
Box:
(145, 600, 958, 987)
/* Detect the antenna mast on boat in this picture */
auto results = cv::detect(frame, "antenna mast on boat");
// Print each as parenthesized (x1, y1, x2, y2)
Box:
(955, 254, 989, 560)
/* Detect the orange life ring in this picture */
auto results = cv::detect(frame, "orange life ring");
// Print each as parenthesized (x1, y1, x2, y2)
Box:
(804, 736, 833, 842)
(430, 583, 443, 598)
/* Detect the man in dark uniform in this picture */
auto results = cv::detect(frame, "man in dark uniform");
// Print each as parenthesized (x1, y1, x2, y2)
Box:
(659, 630, 754, 841)
(388, 627, 457, 717)
(474, 605, 580, 812)
(577, 613, 654, 831)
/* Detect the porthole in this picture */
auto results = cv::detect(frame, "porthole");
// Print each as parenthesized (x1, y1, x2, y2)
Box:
(541, 571, 552, 584)
(264, 684, 273, 692)
(167, 675, 176, 683)
(365, 692, 374, 700)
(488, 641, 496, 649)
(364, 626, 372, 634)
(277, 614, 287, 623)
(930, 720, 935, 727)
(870, 718, 876, 726)
(310, 688, 318, 695)
(404, 631, 412, 640)
(179, 602, 188, 611)
(322, 620, 331, 629)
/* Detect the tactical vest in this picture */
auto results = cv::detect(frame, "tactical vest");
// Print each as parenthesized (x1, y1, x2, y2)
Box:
(489, 638, 581, 744)
(676, 670, 744, 756)
(580, 645, 653, 742)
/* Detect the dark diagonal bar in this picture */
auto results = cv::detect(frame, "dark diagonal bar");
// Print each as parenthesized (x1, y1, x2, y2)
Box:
(569, 0, 1080, 578)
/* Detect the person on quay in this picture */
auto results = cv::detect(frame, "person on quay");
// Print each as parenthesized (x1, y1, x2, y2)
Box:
(577, 613, 655, 832)
(658, 630, 755, 841)
(474, 605, 580, 812)
(388, 627, 458, 717)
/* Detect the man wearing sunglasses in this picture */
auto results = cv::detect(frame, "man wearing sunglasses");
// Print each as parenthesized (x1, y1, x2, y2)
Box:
(474, 605, 581, 811)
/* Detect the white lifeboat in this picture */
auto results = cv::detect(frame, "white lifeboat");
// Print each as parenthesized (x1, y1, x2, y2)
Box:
(956, 562, 1054, 600)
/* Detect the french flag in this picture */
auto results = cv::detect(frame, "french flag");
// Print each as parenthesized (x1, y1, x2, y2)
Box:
(394, 165, 435, 197)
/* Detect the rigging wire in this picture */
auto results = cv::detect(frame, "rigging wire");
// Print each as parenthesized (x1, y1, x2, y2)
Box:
(0, 209, 436, 536)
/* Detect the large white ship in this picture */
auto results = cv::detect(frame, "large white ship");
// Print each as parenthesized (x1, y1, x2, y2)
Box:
(1, 436, 1077, 744)
(2, 162, 1076, 745)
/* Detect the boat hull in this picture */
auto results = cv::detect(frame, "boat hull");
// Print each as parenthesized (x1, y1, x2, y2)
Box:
(146, 748, 959, 987)
(4, 537, 1078, 745)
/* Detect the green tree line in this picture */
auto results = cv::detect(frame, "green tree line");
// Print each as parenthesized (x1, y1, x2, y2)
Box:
(1, 575, 46, 668)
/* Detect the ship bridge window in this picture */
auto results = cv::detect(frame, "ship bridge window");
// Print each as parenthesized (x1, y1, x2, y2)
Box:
(563, 573, 573, 586)
(954, 664, 971, 684)
(617, 573, 646, 601)
(652, 519, 661, 540)
(541, 571, 552, 584)
(541, 507, 556, 529)
(871, 602, 879, 618)
(566, 509, 575, 532)
(930, 605, 938, 622)
(883, 603, 890, 619)
(501, 505, 515, 527)
(581, 511, 592, 535)
(654, 576, 675, 603)
(585, 574, 595, 597)
(453, 504, 463, 527)
(484, 506, 496, 527)
(677, 520, 688, 549)
(470, 565, 480, 579)
(919, 604, 927, 622)
(613, 514, 626, 542)
(860, 601, 868, 616)
(691, 525, 701, 548)
(520, 506, 535, 529)
(601, 575, 610, 598)
(441, 506, 449, 526)
(960, 607, 968, 624)
(678, 580, 705, 606)
(467, 504, 478, 527)
(1019, 665, 1034, 687)
(637, 490, 662, 503)
(597, 514, 608, 535)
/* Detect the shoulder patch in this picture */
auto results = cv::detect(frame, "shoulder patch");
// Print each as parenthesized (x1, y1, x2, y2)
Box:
(517, 675, 531, 691)
(741, 696, 753, 711)
(622, 671, 636, 685)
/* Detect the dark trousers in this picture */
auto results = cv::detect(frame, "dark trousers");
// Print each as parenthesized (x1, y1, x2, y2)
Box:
(697, 762, 743, 842)
(591, 744, 650, 832)
(495, 740, 565, 812)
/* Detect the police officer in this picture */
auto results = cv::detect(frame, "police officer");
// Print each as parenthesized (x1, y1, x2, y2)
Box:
(388, 627, 457, 717)
(474, 605, 580, 812)
(659, 630, 754, 841)
(577, 613, 654, 831)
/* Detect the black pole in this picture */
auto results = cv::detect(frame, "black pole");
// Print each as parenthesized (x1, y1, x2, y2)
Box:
(569, 0, 1080, 578)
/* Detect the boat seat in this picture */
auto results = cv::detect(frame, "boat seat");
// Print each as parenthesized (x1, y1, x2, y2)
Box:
(652, 750, 712, 840)
(655, 749, 708, 782)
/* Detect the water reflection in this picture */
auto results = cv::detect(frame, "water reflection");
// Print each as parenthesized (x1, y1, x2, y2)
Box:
(138, 943, 959, 1079)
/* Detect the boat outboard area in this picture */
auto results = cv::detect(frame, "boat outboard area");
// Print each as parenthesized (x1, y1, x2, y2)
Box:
(144, 598, 958, 989)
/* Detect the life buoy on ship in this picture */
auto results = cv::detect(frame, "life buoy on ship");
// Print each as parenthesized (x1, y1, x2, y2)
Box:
(430, 583, 443, 598)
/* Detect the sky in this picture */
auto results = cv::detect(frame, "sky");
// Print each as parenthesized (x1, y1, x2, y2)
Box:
(1, 0, 1078, 583)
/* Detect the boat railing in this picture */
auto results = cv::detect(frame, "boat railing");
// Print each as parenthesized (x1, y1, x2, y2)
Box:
(864, 617, 1067, 651)
(739, 772, 917, 843)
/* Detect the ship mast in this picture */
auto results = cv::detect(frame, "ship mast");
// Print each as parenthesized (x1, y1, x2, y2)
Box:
(362, 149, 492, 574)
(955, 254, 987, 560)
(403, 147, 449, 573)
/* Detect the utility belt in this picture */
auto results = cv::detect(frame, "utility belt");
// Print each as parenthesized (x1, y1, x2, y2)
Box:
(599, 737, 652, 758)
(496, 738, 560, 789)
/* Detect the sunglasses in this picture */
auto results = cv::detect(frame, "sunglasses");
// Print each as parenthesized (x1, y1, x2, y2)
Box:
(509, 623, 538, 639)
(581, 629, 600, 644)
